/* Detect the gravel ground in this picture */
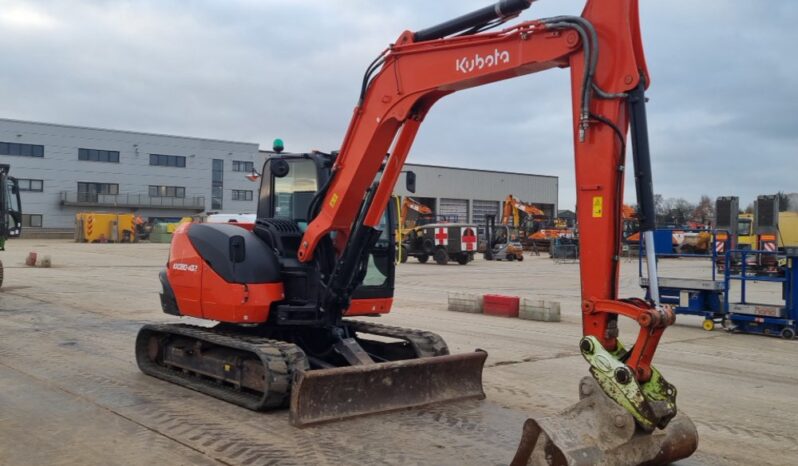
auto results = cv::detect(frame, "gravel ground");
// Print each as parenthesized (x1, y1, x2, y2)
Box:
(0, 239, 795, 465)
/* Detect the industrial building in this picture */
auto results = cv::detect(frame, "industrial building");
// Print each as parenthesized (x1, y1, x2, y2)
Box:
(0, 118, 557, 232)
(0, 118, 261, 231)
(394, 163, 557, 226)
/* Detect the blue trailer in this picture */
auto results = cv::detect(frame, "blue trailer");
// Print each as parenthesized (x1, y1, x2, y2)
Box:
(640, 232, 797, 339)
(722, 247, 797, 339)
(639, 229, 728, 331)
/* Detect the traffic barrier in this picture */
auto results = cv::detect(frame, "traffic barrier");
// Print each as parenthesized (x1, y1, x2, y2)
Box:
(519, 299, 561, 322)
(482, 294, 520, 318)
(447, 292, 482, 313)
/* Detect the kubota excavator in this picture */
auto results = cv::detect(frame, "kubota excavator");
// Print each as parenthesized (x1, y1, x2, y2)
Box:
(136, 1, 698, 463)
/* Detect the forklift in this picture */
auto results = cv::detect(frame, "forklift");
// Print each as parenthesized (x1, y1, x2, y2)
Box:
(482, 214, 524, 261)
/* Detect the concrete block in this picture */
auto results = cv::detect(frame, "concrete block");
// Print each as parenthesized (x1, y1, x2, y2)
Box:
(519, 298, 561, 322)
(447, 292, 482, 314)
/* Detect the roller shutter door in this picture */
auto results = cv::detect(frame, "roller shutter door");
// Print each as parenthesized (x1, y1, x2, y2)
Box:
(439, 198, 468, 223)
(472, 200, 500, 226)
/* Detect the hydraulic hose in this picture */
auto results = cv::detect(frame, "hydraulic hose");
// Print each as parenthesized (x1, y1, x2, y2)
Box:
(413, 0, 534, 42)
(628, 80, 660, 305)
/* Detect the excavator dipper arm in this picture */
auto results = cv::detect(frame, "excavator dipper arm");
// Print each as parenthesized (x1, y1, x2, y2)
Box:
(295, 0, 696, 463)
(300, 0, 659, 380)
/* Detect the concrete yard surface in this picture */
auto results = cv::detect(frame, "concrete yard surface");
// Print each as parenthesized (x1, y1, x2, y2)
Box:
(1, 239, 796, 465)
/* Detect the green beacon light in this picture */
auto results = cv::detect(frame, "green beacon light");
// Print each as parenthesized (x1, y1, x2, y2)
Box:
(273, 138, 284, 153)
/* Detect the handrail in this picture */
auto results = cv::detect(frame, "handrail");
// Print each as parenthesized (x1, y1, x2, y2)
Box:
(60, 191, 206, 210)
(638, 228, 729, 283)
(724, 248, 787, 306)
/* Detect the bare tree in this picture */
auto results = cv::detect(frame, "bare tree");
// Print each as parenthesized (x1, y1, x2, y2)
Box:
(776, 191, 791, 212)
(691, 195, 714, 225)
(655, 197, 695, 226)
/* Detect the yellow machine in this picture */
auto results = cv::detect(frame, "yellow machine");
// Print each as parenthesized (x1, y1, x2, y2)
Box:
(736, 213, 755, 249)
(777, 211, 798, 248)
(75, 213, 137, 243)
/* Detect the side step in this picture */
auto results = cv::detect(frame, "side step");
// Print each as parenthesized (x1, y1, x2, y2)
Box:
(290, 349, 487, 426)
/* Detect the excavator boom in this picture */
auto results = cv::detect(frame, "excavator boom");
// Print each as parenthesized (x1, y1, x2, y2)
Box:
(289, 0, 696, 463)
(137, 2, 697, 462)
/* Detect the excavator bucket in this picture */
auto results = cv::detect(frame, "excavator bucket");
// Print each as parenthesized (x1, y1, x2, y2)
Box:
(510, 377, 698, 466)
(289, 350, 487, 427)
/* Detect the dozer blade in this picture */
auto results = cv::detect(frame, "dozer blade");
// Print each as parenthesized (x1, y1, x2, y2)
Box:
(290, 350, 487, 427)
(510, 377, 698, 466)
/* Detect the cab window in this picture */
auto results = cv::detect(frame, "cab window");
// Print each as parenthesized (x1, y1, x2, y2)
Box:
(272, 159, 318, 226)
(737, 219, 752, 236)
(362, 210, 392, 287)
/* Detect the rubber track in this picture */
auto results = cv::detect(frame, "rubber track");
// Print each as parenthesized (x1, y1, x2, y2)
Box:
(135, 324, 308, 411)
(344, 319, 450, 357)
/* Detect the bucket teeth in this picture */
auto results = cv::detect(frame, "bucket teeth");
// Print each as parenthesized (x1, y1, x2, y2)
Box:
(510, 377, 698, 466)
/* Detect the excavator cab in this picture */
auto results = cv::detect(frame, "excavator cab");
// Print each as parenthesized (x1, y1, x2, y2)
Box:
(256, 152, 396, 308)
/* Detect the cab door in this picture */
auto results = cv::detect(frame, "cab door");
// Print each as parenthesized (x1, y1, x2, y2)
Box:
(348, 200, 396, 315)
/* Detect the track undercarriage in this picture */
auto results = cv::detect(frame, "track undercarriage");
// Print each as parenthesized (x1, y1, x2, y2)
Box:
(136, 320, 487, 426)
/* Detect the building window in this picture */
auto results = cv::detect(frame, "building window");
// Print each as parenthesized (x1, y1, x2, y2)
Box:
(78, 182, 118, 195)
(149, 185, 186, 198)
(212, 159, 223, 210)
(232, 160, 254, 172)
(22, 214, 43, 228)
(17, 178, 44, 192)
(149, 153, 186, 168)
(0, 141, 44, 158)
(79, 148, 120, 163)
(232, 190, 253, 201)
(77, 182, 119, 202)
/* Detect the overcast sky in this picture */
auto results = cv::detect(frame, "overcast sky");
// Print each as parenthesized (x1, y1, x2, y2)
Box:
(0, 0, 795, 210)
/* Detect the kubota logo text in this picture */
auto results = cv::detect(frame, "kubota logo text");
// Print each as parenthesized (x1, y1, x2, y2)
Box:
(172, 263, 198, 272)
(455, 49, 511, 74)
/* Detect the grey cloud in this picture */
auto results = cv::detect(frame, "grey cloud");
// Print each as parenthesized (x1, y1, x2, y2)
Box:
(0, 0, 795, 210)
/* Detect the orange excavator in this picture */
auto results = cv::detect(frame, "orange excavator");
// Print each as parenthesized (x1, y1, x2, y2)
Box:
(623, 203, 641, 242)
(502, 194, 571, 250)
(502, 194, 545, 226)
(136, 1, 697, 463)
(400, 196, 433, 230)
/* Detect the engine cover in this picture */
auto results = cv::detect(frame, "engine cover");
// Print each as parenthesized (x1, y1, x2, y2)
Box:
(163, 222, 284, 323)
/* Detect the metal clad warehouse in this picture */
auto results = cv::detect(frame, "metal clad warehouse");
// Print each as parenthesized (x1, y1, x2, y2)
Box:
(0, 118, 557, 232)
(0, 118, 261, 230)
(396, 163, 558, 225)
